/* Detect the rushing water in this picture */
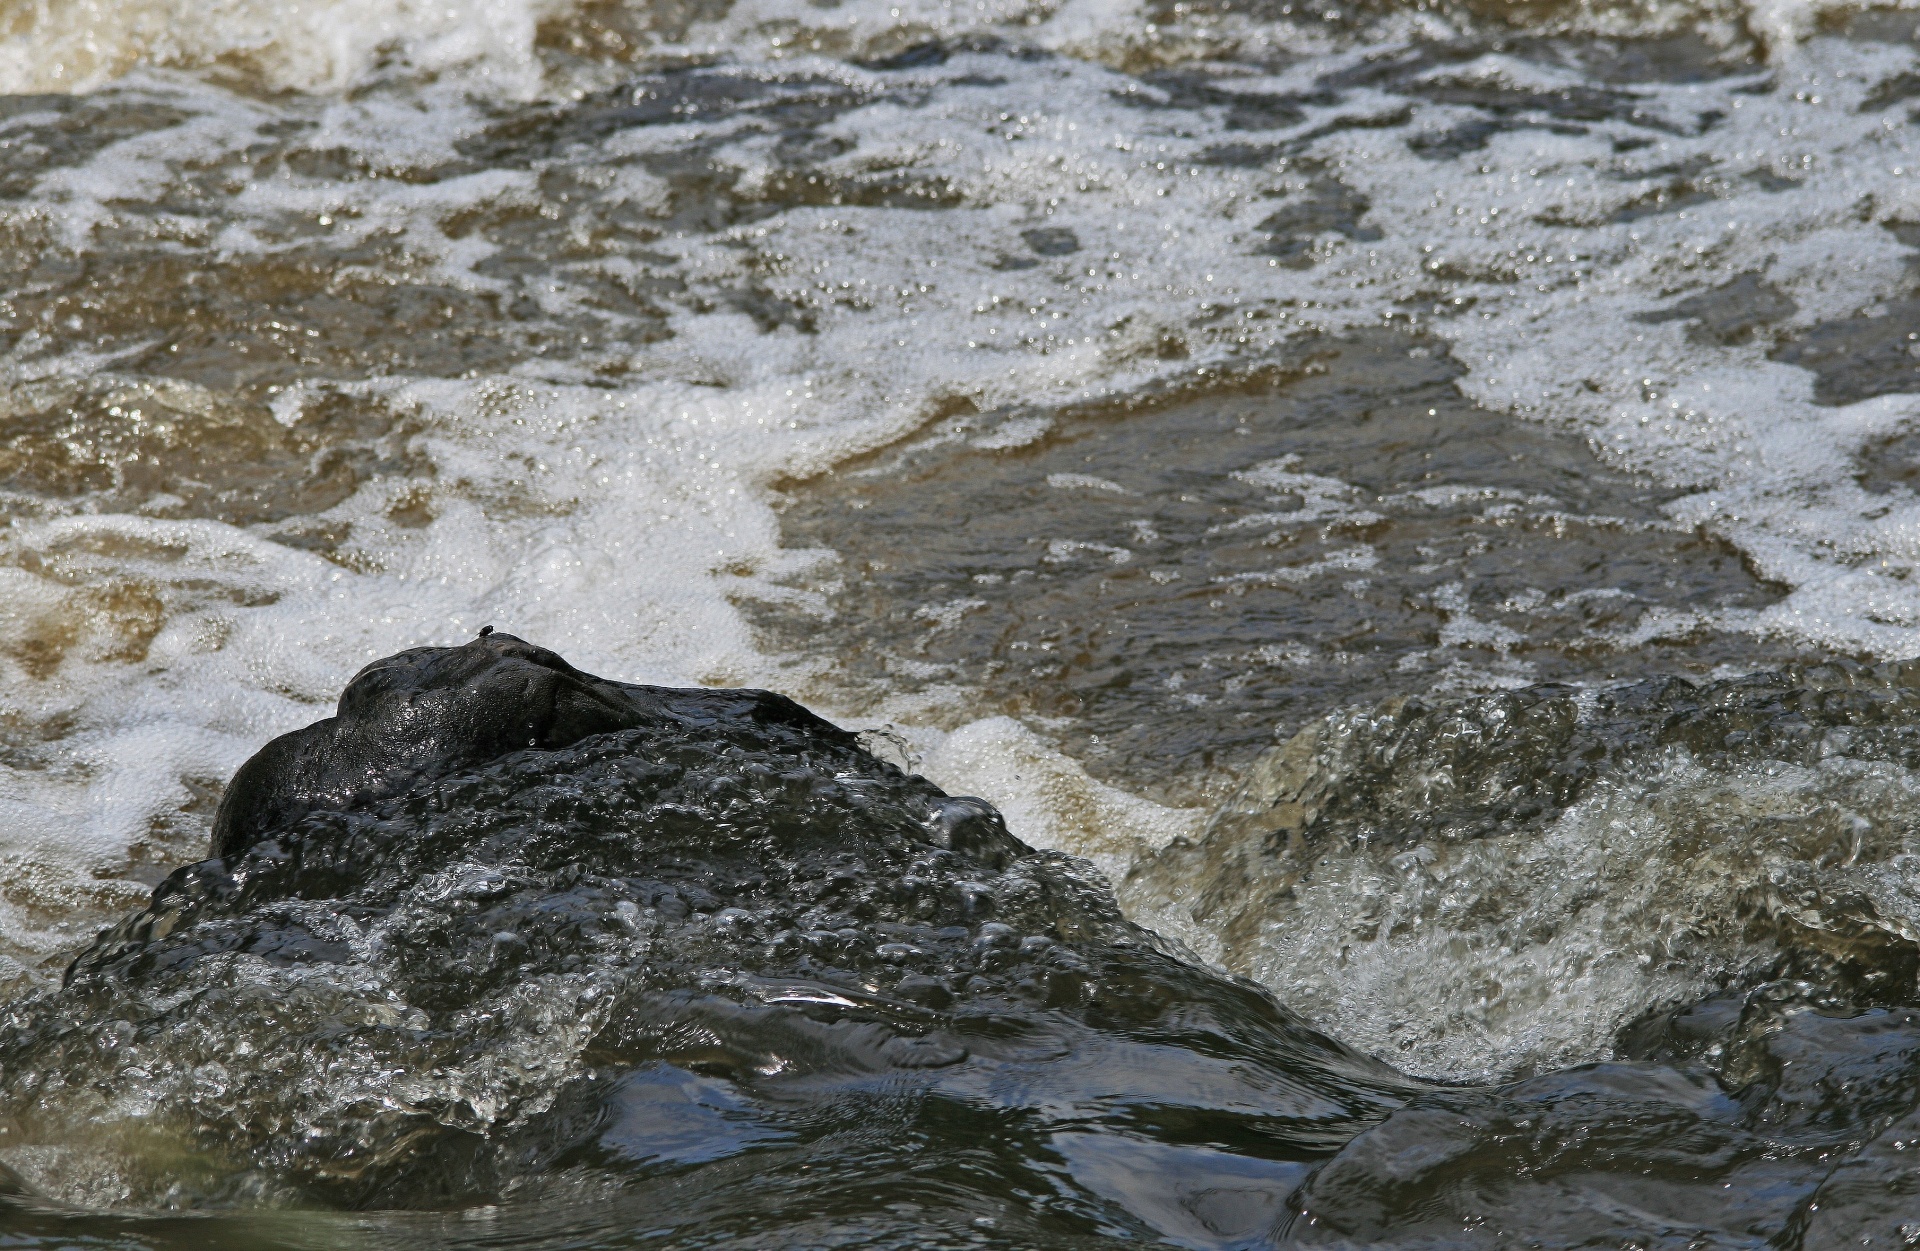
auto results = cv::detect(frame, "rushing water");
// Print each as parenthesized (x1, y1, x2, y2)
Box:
(9, 0, 1920, 1242)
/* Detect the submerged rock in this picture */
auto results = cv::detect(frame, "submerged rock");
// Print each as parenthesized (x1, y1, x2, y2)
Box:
(209, 630, 853, 860)
(5, 637, 1920, 1247)
(1117, 661, 1920, 1247)
(0, 634, 1409, 1231)
(1123, 661, 1920, 1080)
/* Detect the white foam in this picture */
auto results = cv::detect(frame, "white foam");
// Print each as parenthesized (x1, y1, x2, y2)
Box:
(917, 717, 1204, 884)
(0, 0, 553, 96)
(3, 0, 1903, 98)
(1127, 747, 1920, 1082)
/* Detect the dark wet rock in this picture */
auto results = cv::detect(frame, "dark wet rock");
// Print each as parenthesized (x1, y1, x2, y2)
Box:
(1793, 1100, 1920, 1248)
(1123, 660, 1920, 1013)
(1152, 657, 1908, 872)
(210, 630, 850, 858)
(1290, 993, 1920, 1244)
(0, 636, 1410, 1220)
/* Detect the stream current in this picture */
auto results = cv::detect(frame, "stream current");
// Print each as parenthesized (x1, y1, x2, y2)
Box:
(9, 0, 1920, 1242)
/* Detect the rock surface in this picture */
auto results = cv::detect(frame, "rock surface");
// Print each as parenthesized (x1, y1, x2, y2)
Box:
(0, 634, 1408, 1230)
(210, 630, 852, 859)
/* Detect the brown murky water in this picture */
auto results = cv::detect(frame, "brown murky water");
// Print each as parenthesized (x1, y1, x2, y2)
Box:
(762, 331, 1818, 804)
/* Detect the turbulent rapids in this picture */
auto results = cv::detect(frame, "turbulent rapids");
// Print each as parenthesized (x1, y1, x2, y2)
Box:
(15, 0, 1920, 1241)
(0, 635, 1917, 1244)
(0, 633, 1412, 1238)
